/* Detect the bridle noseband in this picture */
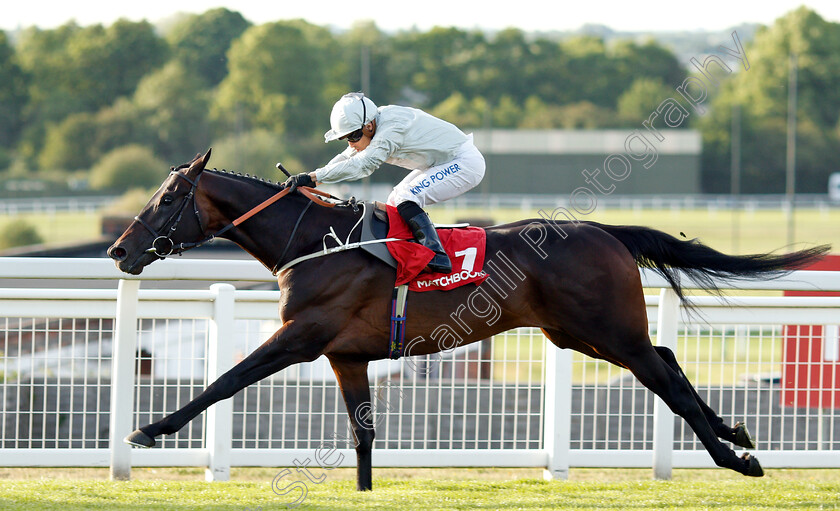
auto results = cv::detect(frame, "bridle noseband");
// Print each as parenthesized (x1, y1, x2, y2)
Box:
(135, 170, 207, 259)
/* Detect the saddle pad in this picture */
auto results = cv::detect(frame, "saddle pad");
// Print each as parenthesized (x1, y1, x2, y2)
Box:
(386, 206, 488, 291)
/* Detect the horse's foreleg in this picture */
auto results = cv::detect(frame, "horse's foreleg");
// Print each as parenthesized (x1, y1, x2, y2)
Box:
(654, 346, 755, 449)
(125, 322, 322, 447)
(328, 358, 374, 491)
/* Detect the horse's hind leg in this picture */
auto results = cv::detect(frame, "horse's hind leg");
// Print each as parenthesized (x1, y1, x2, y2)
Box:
(654, 346, 755, 449)
(543, 328, 756, 449)
(541, 328, 762, 477)
(624, 345, 763, 476)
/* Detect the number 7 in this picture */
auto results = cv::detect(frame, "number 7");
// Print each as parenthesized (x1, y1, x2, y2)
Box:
(454, 247, 477, 273)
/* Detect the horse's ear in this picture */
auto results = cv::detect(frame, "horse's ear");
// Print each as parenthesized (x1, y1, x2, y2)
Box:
(187, 148, 212, 177)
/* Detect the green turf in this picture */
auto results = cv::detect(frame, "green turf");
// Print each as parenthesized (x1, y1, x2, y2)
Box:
(0, 211, 101, 247)
(1, 468, 838, 510)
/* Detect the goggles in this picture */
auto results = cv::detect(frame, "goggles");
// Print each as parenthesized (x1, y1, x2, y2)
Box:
(341, 128, 365, 143)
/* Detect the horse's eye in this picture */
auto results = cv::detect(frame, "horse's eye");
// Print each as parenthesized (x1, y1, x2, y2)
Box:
(161, 195, 174, 205)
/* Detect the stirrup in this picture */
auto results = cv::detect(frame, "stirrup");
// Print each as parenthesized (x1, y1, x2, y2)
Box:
(427, 253, 452, 274)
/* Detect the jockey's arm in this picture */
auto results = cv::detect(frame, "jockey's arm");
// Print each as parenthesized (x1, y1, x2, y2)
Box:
(314, 141, 389, 184)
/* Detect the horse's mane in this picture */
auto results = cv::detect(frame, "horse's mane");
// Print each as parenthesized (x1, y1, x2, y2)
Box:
(202, 167, 362, 215)
(204, 168, 285, 191)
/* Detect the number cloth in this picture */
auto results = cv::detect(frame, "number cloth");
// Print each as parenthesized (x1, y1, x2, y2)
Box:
(385, 205, 488, 291)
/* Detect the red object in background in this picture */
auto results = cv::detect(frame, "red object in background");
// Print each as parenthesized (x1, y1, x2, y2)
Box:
(781, 255, 840, 409)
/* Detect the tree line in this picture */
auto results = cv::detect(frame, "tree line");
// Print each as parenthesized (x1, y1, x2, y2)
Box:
(0, 6, 837, 194)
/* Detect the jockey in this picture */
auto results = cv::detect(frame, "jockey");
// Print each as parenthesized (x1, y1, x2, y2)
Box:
(284, 92, 486, 274)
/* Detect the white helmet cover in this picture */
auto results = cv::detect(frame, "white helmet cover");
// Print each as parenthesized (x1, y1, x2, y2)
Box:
(324, 93, 378, 142)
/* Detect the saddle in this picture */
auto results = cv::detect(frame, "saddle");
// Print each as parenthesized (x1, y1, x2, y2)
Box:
(359, 201, 468, 269)
(356, 201, 475, 360)
(359, 202, 398, 268)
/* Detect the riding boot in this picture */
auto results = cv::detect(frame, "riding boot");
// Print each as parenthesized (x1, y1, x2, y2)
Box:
(397, 202, 452, 274)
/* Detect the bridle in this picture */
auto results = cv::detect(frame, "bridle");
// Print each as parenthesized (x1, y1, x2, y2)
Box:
(134, 170, 206, 258)
(133, 168, 340, 267)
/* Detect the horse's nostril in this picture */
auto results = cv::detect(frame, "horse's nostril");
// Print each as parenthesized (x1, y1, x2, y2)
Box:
(108, 245, 127, 261)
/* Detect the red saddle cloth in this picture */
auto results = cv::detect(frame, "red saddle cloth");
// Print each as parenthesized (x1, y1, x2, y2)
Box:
(385, 206, 488, 291)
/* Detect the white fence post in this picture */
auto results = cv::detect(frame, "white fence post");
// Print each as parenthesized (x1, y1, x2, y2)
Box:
(653, 288, 680, 480)
(205, 283, 236, 481)
(543, 339, 572, 480)
(109, 279, 140, 481)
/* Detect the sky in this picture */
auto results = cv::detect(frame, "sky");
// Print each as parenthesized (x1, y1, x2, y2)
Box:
(3, 0, 840, 33)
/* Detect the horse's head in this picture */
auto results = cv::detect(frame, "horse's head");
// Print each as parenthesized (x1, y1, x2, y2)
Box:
(107, 149, 212, 275)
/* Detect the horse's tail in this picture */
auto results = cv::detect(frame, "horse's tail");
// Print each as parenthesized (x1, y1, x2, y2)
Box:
(594, 223, 831, 302)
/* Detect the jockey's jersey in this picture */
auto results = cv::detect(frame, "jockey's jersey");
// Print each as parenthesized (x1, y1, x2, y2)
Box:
(314, 105, 469, 184)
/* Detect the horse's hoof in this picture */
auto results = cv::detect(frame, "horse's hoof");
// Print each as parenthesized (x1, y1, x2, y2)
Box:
(741, 453, 764, 477)
(124, 429, 155, 448)
(733, 422, 757, 449)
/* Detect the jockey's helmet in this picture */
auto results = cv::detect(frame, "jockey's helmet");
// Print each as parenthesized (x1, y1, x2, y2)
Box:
(324, 93, 378, 143)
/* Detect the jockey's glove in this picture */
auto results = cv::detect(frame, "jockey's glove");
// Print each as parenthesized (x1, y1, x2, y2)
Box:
(284, 173, 315, 190)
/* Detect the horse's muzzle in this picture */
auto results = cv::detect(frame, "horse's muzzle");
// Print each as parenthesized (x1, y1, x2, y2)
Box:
(107, 244, 146, 275)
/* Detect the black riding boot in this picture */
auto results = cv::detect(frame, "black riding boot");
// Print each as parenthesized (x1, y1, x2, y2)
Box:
(397, 202, 452, 274)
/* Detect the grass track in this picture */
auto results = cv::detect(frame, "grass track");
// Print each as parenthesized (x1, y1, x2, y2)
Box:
(1, 469, 838, 510)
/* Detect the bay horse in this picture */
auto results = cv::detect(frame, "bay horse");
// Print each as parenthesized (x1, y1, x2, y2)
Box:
(108, 150, 829, 488)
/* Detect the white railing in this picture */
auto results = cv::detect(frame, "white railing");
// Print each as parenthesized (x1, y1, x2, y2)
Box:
(0, 257, 838, 481)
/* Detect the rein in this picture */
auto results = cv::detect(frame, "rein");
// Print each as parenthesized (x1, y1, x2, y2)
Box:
(274, 202, 401, 274)
(137, 168, 337, 260)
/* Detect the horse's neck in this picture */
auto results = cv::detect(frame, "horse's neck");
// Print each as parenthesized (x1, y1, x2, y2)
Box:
(204, 175, 357, 270)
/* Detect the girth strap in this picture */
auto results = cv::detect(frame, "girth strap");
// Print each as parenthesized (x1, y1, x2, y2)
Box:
(389, 284, 409, 359)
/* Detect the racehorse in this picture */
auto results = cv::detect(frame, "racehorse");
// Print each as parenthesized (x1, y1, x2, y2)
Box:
(108, 150, 829, 489)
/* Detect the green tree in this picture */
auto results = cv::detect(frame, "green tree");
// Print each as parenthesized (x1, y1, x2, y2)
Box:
(0, 220, 42, 250)
(38, 112, 98, 171)
(19, 20, 167, 118)
(335, 21, 393, 102)
(210, 129, 304, 180)
(91, 99, 157, 164)
(701, 7, 840, 193)
(611, 39, 686, 88)
(468, 29, 532, 103)
(0, 32, 28, 148)
(559, 36, 620, 107)
(167, 8, 250, 86)
(429, 93, 489, 129)
(38, 98, 155, 172)
(89, 144, 166, 191)
(132, 61, 211, 163)
(212, 20, 341, 138)
(519, 97, 615, 129)
(16, 20, 167, 167)
(72, 20, 169, 112)
(616, 78, 678, 125)
(389, 27, 485, 107)
(491, 95, 521, 128)
(734, 7, 840, 125)
(15, 23, 82, 162)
